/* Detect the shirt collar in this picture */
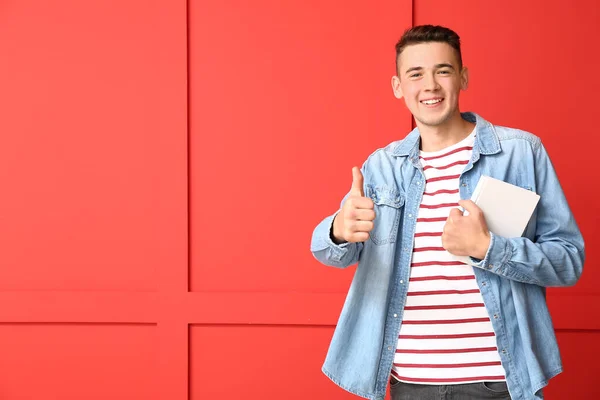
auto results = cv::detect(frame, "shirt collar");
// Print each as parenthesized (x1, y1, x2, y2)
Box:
(391, 112, 501, 158)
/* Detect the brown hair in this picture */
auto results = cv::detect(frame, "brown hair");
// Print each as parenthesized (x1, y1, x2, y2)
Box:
(395, 25, 462, 74)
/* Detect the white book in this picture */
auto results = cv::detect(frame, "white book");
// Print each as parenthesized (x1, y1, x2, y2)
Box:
(469, 175, 540, 237)
(456, 175, 540, 264)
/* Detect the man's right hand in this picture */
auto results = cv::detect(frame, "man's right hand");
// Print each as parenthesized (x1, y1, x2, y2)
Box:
(332, 167, 376, 244)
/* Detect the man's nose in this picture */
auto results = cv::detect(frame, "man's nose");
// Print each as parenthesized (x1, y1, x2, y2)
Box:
(423, 72, 440, 91)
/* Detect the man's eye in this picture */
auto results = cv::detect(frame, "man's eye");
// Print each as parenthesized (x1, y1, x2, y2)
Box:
(410, 73, 421, 78)
(438, 70, 450, 74)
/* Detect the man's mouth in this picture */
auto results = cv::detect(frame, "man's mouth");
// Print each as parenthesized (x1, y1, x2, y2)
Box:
(420, 98, 444, 105)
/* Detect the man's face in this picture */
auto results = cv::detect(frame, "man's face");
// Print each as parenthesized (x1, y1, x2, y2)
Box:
(392, 42, 468, 128)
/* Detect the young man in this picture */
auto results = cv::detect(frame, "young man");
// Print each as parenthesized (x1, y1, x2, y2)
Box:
(310, 25, 584, 400)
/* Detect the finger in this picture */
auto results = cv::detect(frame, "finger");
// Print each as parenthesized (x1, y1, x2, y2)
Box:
(351, 196, 374, 210)
(349, 220, 374, 233)
(448, 208, 463, 223)
(352, 208, 376, 221)
(442, 219, 452, 233)
(440, 232, 448, 248)
(458, 199, 481, 216)
(350, 167, 365, 197)
(348, 231, 370, 243)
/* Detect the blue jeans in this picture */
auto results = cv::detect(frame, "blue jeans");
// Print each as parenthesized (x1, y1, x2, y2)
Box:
(390, 378, 511, 400)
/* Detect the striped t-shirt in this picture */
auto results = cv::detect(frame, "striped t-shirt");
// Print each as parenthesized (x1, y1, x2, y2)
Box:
(391, 130, 507, 385)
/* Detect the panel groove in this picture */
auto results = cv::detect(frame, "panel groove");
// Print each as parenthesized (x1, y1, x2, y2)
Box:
(189, 323, 336, 328)
(186, 0, 192, 295)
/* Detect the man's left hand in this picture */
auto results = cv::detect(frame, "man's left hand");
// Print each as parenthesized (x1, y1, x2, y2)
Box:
(442, 200, 491, 259)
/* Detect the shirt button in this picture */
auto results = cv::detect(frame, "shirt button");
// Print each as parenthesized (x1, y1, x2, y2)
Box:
(482, 282, 487, 286)
(502, 349, 507, 354)
(494, 314, 499, 319)
(408, 214, 413, 218)
(461, 183, 467, 187)
(394, 314, 398, 318)
(400, 280, 404, 284)
(388, 346, 392, 351)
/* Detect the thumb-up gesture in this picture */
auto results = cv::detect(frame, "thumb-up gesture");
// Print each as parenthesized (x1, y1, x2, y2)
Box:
(332, 167, 376, 244)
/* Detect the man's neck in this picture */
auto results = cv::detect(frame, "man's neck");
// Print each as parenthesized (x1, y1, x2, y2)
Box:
(417, 113, 476, 152)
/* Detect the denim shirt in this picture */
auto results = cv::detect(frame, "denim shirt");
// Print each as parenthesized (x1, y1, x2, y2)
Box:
(310, 112, 585, 400)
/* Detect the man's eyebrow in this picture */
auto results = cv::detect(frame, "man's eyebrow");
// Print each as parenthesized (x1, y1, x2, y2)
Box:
(404, 66, 423, 75)
(404, 64, 455, 75)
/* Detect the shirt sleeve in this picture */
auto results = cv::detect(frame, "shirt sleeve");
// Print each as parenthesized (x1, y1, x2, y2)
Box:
(471, 141, 585, 287)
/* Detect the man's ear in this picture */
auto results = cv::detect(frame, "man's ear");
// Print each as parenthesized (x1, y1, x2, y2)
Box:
(461, 66, 469, 90)
(391, 75, 403, 99)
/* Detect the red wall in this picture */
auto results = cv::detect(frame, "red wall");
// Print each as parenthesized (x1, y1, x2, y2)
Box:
(0, 0, 596, 399)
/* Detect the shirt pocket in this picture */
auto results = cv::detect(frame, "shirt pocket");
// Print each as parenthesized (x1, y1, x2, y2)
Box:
(365, 185, 405, 245)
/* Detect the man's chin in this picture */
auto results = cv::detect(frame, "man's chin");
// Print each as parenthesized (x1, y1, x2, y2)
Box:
(415, 116, 449, 127)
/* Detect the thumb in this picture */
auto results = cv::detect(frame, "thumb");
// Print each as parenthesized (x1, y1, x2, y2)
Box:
(448, 207, 463, 223)
(458, 199, 481, 216)
(350, 167, 364, 197)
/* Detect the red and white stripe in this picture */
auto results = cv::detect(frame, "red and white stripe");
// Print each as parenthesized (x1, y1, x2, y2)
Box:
(392, 131, 506, 385)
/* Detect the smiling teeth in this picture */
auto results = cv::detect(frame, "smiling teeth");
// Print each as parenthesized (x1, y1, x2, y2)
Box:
(422, 99, 442, 105)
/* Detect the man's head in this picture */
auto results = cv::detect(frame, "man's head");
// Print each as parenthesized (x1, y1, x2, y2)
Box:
(391, 25, 468, 129)
(395, 25, 463, 74)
